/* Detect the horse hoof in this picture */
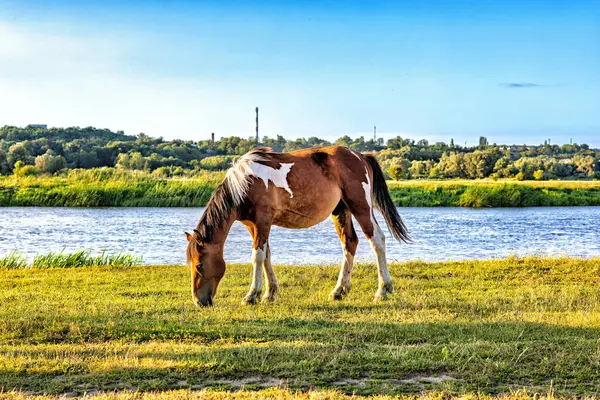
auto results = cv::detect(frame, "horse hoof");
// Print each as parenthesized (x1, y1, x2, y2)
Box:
(384, 282, 394, 294)
(242, 295, 258, 305)
(329, 286, 349, 301)
(329, 292, 343, 301)
(374, 288, 389, 302)
(260, 287, 279, 303)
(261, 292, 277, 303)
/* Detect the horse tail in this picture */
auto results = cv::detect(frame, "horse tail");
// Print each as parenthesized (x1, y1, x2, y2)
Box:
(365, 155, 411, 243)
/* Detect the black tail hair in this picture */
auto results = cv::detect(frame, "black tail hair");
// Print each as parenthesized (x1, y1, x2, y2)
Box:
(365, 154, 411, 243)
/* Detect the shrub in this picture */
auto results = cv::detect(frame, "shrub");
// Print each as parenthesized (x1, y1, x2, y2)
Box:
(533, 169, 545, 181)
(200, 156, 236, 171)
(388, 160, 411, 180)
(35, 151, 67, 174)
(13, 161, 39, 177)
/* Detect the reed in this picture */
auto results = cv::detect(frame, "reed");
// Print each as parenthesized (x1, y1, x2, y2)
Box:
(31, 250, 142, 269)
(0, 250, 142, 269)
(1, 171, 599, 207)
(0, 251, 28, 269)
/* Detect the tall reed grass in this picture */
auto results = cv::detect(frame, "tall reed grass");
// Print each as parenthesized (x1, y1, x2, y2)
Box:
(0, 168, 223, 207)
(0, 251, 28, 269)
(1, 170, 599, 207)
(0, 250, 142, 269)
(387, 180, 600, 207)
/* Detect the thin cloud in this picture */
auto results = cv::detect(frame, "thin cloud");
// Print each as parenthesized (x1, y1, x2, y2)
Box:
(500, 82, 547, 89)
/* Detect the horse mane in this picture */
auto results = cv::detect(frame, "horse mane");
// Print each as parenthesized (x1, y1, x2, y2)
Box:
(195, 147, 272, 243)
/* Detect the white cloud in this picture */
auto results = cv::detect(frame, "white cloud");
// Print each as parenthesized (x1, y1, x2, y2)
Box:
(0, 22, 275, 140)
(0, 22, 468, 143)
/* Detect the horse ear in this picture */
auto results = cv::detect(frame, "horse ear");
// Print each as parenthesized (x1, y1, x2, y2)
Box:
(192, 229, 205, 247)
(185, 232, 192, 242)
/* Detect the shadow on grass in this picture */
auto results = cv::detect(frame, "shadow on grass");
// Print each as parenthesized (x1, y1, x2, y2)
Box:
(2, 320, 600, 396)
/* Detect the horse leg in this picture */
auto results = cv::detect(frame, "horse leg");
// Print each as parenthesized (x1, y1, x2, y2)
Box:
(261, 242, 279, 302)
(242, 221, 272, 305)
(329, 201, 359, 300)
(354, 210, 393, 300)
(344, 192, 393, 301)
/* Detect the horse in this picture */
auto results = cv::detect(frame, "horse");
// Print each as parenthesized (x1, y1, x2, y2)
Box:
(185, 145, 409, 306)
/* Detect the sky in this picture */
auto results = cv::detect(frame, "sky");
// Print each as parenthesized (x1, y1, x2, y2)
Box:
(0, 0, 599, 146)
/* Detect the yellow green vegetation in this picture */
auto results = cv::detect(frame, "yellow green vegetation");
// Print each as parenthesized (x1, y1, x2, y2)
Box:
(1, 170, 600, 207)
(2, 257, 600, 397)
(387, 179, 600, 207)
(0, 388, 577, 399)
(0, 169, 223, 207)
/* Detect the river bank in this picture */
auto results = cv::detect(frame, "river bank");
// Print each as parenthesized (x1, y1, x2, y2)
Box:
(1, 172, 599, 207)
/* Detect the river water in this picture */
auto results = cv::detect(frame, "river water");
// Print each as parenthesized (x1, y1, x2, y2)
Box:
(1, 207, 598, 265)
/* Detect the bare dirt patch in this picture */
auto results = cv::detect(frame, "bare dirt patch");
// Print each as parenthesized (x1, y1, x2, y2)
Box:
(332, 374, 458, 389)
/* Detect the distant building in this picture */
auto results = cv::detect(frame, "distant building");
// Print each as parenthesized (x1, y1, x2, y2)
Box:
(27, 124, 47, 129)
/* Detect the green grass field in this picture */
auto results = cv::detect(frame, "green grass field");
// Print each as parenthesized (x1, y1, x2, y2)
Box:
(0, 169, 223, 207)
(2, 257, 600, 398)
(387, 179, 600, 207)
(1, 171, 600, 207)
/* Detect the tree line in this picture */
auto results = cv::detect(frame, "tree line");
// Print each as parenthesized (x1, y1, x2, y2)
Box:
(1, 125, 598, 180)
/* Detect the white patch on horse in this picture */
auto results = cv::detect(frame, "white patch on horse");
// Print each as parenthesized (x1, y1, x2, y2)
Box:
(338, 249, 354, 288)
(225, 152, 267, 206)
(244, 242, 267, 304)
(350, 150, 362, 160)
(225, 151, 294, 205)
(361, 166, 376, 226)
(330, 249, 354, 300)
(369, 223, 393, 299)
(249, 162, 294, 198)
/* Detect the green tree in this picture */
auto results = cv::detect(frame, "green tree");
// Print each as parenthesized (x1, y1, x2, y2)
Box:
(335, 135, 353, 147)
(533, 169, 545, 181)
(479, 136, 488, 148)
(13, 160, 39, 177)
(116, 153, 131, 169)
(35, 151, 67, 174)
(387, 159, 411, 180)
(0, 148, 10, 175)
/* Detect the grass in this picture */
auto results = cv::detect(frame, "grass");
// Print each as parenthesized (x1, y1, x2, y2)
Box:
(0, 250, 28, 269)
(387, 179, 600, 207)
(0, 250, 142, 269)
(1, 171, 600, 207)
(1, 257, 600, 397)
(0, 388, 575, 399)
(31, 250, 142, 269)
(0, 169, 223, 207)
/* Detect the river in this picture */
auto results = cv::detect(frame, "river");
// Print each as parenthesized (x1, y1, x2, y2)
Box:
(1, 207, 598, 265)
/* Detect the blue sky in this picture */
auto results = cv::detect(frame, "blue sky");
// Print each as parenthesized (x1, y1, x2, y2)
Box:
(1, 0, 599, 146)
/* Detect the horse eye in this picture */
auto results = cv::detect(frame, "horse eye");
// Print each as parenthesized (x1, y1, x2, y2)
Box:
(195, 263, 204, 275)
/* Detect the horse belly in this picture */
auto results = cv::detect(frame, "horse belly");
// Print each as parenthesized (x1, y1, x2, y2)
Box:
(273, 188, 340, 229)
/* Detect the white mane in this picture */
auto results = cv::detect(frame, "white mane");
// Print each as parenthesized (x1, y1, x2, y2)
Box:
(224, 151, 268, 206)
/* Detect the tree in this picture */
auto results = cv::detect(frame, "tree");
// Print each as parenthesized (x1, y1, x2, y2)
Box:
(35, 151, 67, 174)
(116, 153, 131, 169)
(386, 136, 404, 150)
(0, 148, 10, 175)
(533, 169, 545, 181)
(7, 142, 34, 166)
(335, 135, 353, 147)
(13, 160, 39, 177)
(573, 155, 597, 176)
(387, 159, 411, 180)
(479, 136, 488, 148)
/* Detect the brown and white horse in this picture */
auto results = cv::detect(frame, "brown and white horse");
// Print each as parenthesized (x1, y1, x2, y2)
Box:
(185, 145, 409, 306)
